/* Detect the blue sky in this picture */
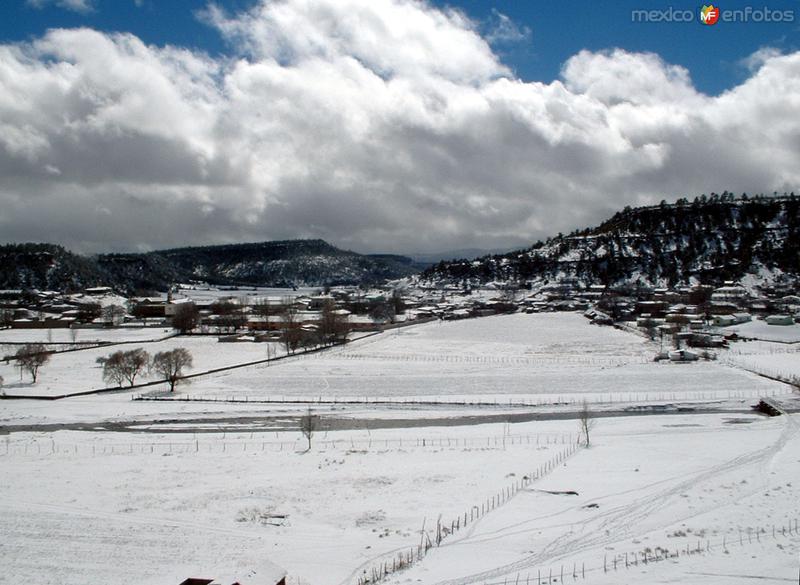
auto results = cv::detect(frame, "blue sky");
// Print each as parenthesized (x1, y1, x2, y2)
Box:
(0, 0, 798, 253)
(2, 0, 798, 95)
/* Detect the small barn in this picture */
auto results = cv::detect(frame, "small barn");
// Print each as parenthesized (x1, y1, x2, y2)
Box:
(765, 314, 794, 326)
(668, 349, 699, 362)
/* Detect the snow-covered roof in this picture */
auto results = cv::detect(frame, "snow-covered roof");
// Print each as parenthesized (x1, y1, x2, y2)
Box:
(176, 558, 286, 585)
(170, 298, 195, 305)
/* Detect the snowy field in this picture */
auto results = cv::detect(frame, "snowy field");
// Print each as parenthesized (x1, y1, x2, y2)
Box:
(0, 421, 576, 585)
(0, 327, 174, 345)
(382, 413, 800, 585)
(180, 314, 789, 405)
(722, 340, 800, 384)
(0, 336, 283, 398)
(1, 414, 797, 585)
(1, 312, 798, 585)
(717, 320, 800, 343)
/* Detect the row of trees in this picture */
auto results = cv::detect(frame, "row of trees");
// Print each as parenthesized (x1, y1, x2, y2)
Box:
(280, 301, 350, 354)
(172, 300, 351, 352)
(6, 343, 193, 392)
(102, 348, 193, 392)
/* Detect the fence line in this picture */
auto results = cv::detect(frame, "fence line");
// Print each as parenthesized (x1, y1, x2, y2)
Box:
(467, 517, 800, 585)
(133, 386, 794, 408)
(354, 442, 582, 585)
(720, 356, 800, 387)
(0, 332, 178, 358)
(309, 352, 651, 368)
(2, 335, 361, 401)
(0, 432, 577, 458)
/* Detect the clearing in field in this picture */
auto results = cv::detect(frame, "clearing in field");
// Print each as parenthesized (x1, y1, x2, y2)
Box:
(182, 313, 788, 406)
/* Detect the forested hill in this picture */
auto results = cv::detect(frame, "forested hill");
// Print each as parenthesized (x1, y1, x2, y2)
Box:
(0, 243, 105, 292)
(422, 193, 800, 288)
(0, 239, 422, 293)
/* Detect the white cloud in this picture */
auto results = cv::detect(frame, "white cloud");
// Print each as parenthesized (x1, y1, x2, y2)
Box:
(26, 0, 94, 14)
(561, 49, 700, 106)
(740, 46, 783, 72)
(485, 9, 532, 45)
(0, 0, 799, 254)
(201, 0, 505, 83)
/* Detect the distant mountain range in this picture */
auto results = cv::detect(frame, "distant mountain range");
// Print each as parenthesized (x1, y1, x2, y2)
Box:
(4, 194, 798, 295)
(421, 193, 800, 289)
(0, 239, 423, 293)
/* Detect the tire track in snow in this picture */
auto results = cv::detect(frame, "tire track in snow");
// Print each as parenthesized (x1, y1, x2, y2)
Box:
(429, 414, 797, 585)
(0, 500, 269, 540)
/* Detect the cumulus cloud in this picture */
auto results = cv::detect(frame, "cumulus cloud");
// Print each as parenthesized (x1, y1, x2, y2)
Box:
(0, 0, 799, 255)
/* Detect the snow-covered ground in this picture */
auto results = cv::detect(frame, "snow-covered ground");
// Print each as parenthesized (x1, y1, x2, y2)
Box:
(0, 326, 173, 344)
(722, 339, 800, 383)
(1, 312, 798, 585)
(0, 336, 283, 397)
(381, 413, 800, 585)
(178, 314, 788, 405)
(717, 319, 800, 343)
(0, 421, 576, 585)
(1, 414, 797, 585)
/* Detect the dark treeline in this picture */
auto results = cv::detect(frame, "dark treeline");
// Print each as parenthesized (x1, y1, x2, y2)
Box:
(423, 192, 800, 287)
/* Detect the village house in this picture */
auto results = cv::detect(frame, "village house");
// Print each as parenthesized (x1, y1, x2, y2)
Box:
(765, 314, 794, 326)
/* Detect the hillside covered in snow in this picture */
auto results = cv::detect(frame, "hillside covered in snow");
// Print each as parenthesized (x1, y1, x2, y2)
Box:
(422, 193, 800, 289)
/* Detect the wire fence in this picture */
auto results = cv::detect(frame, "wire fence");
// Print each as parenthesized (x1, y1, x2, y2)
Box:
(720, 356, 800, 387)
(459, 517, 800, 585)
(314, 352, 651, 367)
(0, 432, 578, 458)
(355, 443, 582, 585)
(133, 387, 794, 407)
(726, 344, 800, 356)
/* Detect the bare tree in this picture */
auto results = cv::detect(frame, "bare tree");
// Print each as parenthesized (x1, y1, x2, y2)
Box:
(0, 309, 14, 328)
(578, 400, 596, 447)
(390, 289, 406, 317)
(319, 300, 350, 345)
(102, 351, 126, 387)
(172, 303, 200, 334)
(103, 304, 127, 326)
(300, 408, 320, 451)
(151, 348, 193, 392)
(369, 300, 394, 324)
(252, 297, 272, 318)
(103, 348, 150, 387)
(77, 302, 102, 323)
(211, 299, 243, 333)
(130, 302, 151, 325)
(15, 343, 50, 383)
(281, 304, 303, 354)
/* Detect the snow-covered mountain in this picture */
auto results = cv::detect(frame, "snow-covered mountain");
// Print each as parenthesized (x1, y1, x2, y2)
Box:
(422, 193, 800, 289)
